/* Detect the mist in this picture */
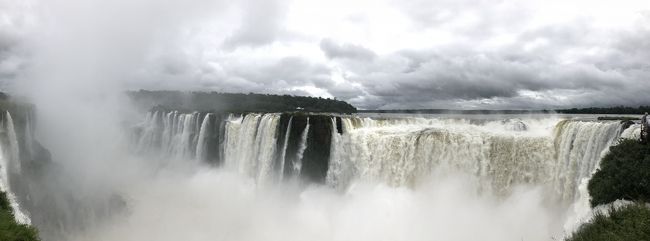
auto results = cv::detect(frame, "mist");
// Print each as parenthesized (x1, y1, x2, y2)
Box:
(7, 0, 232, 238)
(13, 0, 225, 178)
(66, 170, 564, 241)
(0, 0, 638, 240)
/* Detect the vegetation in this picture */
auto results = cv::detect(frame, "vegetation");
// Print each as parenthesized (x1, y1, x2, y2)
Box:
(127, 90, 357, 113)
(566, 139, 650, 241)
(588, 139, 650, 207)
(558, 106, 650, 114)
(360, 105, 650, 115)
(0, 192, 39, 241)
(596, 116, 639, 121)
(565, 203, 650, 241)
(358, 109, 553, 114)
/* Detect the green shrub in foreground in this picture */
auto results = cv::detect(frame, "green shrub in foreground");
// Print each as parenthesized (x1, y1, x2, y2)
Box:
(566, 203, 650, 241)
(0, 192, 39, 241)
(588, 139, 650, 207)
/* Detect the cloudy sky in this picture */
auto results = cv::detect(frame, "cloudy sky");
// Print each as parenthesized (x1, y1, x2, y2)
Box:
(1, 0, 650, 109)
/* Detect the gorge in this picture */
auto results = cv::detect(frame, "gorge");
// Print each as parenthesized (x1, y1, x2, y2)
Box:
(0, 102, 643, 240)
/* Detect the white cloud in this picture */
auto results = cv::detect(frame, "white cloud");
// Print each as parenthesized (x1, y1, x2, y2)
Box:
(2, 0, 650, 109)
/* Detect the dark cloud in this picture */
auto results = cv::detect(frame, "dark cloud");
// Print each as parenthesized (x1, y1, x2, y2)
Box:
(319, 39, 377, 61)
(347, 48, 635, 109)
(2, 0, 650, 110)
(327, 8, 650, 109)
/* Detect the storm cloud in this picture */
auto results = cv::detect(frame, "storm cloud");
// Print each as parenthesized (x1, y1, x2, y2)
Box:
(1, 0, 649, 109)
(320, 39, 377, 61)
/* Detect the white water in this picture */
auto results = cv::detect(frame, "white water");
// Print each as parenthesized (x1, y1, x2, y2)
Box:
(6, 113, 22, 173)
(325, 116, 624, 231)
(136, 111, 206, 161)
(68, 169, 563, 241)
(294, 117, 310, 174)
(279, 116, 293, 178)
(222, 113, 282, 183)
(328, 117, 620, 198)
(225, 114, 262, 176)
(0, 111, 31, 225)
(326, 117, 347, 189)
(124, 112, 634, 241)
(253, 114, 281, 184)
(177, 112, 199, 159)
(195, 113, 212, 162)
(135, 113, 626, 202)
(621, 123, 641, 140)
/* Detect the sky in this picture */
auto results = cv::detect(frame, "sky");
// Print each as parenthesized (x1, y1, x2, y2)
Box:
(1, 0, 649, 109)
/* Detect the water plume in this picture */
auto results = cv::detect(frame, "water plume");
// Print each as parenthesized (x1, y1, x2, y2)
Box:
(67, 169, 564, 241)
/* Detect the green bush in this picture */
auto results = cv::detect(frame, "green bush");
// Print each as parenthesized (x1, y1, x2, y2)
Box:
(566, 203, 650, 241)
(0, 192, 39, 241)
(588, 139, 650, 207)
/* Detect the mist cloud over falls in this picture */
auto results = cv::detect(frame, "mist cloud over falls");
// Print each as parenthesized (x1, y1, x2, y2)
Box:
(1, 0, 650, 109)
(0, 0, 643, 240)
(67, 170, 563, 241)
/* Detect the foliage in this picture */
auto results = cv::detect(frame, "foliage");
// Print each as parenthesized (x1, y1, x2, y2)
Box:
(127, 90, 357, 113)
(596, 116, 639, 121)
(558, 106, 650, 114)
(565, 203, 650, 241)
(0, 192, 39, 241)
(588, 139, 650, 207)
(358, 109, 554, 114)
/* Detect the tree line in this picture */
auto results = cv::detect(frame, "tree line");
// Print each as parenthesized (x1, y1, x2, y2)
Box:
(127, 90, 357, 113)
(557, 106, 650, 114)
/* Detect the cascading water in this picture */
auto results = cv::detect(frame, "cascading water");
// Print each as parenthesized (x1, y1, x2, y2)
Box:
(326, 116, 348, 189)
(326, 117, 623, 206)
(195, 113, 212, 162)
(278, 116, 293, 178)
(0, 111, 31, 225)
(122, 111, 644, 240)
(293, 117, 309, 174)
(222, 113, 282, 183)
(135, 111, 205, 161)
(6, 112, 21, 173)
(335, 116, 632, 233)
(251, 114, 281, 184)
(133, 111, 629, 205)
(621, 123, 641, 140)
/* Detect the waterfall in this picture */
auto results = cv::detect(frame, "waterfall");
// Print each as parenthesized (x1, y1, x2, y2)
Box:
(553, 120, 621, 202)
(196, 113, 212, 162)
(253, 114, 280, 184)
(6, 112, 21, 173)
(327, 117, 624, 205)
(326, 117, 346, 188)
(224, 114, 261, 174)
(294, 117, 310, 174)
(620, 123, 641, 140)
(132, 110, 631, 206)
(135, 111, 206, 161)
(278, 116, 293, 178)
(553, 120, 623, 229)
(0, 111, 31, 225)
(176, 112, 198, 159)
(221, 113, 282, 181)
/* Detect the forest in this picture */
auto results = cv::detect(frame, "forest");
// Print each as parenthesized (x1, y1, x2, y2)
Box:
(557, 106, 650, 114)
(127, 90, 357, 113)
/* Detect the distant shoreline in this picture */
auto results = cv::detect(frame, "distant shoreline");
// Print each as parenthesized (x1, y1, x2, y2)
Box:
(357, 109, 553, 114)
(358, 106, 650, 115)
